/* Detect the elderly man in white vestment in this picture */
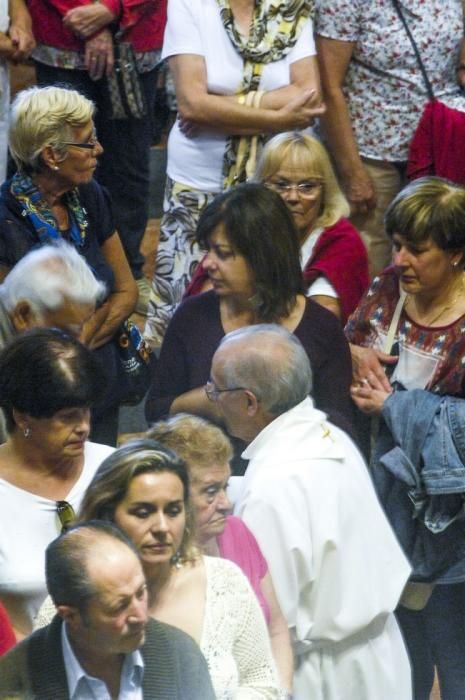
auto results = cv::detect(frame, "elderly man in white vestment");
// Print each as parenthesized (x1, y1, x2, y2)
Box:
(208, 324, 412, 700)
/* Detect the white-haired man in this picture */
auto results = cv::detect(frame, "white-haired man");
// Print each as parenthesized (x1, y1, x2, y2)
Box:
(0, 242, 105, 343)
(208, 324, 412, 699)
(0, 243, 105, 441)
(0, 522, 215, 698)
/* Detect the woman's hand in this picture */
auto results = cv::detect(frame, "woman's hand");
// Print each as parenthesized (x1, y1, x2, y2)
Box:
(350, 343, 397, 393)
(63, 3, 116, 38)
(350, 381, 390, 415)
(84, 29, 114, 80)
(342, 166, 377, 215)
(277, 89, 326, 130)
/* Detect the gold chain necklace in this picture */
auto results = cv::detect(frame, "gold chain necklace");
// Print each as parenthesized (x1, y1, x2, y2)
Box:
(405, 273, 465, 326)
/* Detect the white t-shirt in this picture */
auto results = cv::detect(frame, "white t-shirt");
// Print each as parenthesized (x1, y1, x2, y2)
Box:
(0, 441, 114, 635)
(162, 0, 316, 191)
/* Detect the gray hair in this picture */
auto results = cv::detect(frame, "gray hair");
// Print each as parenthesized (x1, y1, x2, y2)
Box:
(45, 521, 139, 613)
(217, 324, 312, 416)
(9, 85, 95, 174)
(0, 244, 106, 315)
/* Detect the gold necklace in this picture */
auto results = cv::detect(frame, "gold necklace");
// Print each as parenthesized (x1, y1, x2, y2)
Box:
(406, 273, 465, 326)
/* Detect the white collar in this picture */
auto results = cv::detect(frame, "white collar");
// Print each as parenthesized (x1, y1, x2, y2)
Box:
(61, 621, 144, 699)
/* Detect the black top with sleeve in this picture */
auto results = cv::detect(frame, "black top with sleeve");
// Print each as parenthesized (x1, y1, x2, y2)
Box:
(146, 291, 355, 437)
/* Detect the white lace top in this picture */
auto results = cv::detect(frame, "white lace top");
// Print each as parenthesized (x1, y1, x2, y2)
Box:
(201, 556, 278, 699)
(34, 556, 278, 699)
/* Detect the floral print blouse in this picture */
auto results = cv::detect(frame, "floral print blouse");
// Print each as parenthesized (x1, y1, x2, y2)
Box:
(315, 0, 465, 161)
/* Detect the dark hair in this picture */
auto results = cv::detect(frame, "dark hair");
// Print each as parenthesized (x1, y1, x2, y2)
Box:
(0, 328, 103, 432)
(46, 521, 138, 611)
(385, 176, 465, 254)
(79, 438, 196, 562)
(196, 183, 303, 321)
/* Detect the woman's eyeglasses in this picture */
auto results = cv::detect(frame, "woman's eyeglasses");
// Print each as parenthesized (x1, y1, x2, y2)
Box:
(56, 500, 76, 533)
(62, 128, 99, 151)
(266, 179, 323, 198)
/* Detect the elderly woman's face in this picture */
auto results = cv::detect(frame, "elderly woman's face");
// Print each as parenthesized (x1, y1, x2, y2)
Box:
(189, 461, 232, 545)
(267, 162, 323, 240)
(392, 232, 461, 297)
(53, 121, 102, 189)
(19, 407, 90, 459)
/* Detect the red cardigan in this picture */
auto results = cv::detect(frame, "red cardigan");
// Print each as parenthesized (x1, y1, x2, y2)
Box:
(303, 218, 369, 323)
(186, 218, 369, 324)
(406, 99, 465, 185)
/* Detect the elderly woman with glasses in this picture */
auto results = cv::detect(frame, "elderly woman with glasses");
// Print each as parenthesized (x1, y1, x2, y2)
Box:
(0, 328, 114, 641)
(256, 132, 369, 322)
(148, 413, 294, 693)
(0, 85, 138, 444)
(145, 183, 355, 463)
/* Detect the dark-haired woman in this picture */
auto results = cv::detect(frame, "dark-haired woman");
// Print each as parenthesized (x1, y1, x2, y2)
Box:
(145, 184, 354, 457)
(0, 329, 113, 639)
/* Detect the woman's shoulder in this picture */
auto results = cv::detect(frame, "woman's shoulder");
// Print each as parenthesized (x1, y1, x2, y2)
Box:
(323, 218, 366, 245)
(204, 555, 255, 593)
(83, 441, 115, 467)
(220, 515, 259, 549)
(167, 291, 221, 334)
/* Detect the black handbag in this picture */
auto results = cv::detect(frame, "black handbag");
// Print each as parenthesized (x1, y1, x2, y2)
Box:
(106, 39, 147, 120)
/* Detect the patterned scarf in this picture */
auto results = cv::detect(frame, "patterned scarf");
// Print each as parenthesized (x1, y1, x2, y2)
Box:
(218, 0, 314, 188)
(10, 172, 89, 247)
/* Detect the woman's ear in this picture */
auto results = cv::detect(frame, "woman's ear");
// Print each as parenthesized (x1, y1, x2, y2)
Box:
(41, 145, 62, 172)
(12, 408, 29, 433)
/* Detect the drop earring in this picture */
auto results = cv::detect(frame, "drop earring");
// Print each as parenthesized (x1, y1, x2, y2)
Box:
(23, 427, 31, 438)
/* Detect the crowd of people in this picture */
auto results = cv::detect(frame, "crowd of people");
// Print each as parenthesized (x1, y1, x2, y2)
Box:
(0, 1, 465, 699)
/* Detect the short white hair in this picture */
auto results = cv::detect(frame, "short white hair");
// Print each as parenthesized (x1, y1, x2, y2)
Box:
(217, 324, 312, 415)
(0, 244, 106, 314)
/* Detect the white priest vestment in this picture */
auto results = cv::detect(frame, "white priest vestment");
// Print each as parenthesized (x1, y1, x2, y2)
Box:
(235, 398, 412, 700)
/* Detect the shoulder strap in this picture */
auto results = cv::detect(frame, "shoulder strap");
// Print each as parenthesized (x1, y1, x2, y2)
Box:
(390, 0, 435, 100)
(383, 288, 407, 354)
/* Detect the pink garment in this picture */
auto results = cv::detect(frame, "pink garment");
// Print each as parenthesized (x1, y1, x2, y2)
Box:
(0, 603, 15, 656)
(217, 516, 270, 624)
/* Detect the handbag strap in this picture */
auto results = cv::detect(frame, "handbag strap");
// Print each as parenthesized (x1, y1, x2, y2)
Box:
(390, 0, 435, 100)
(383, 288, 407, 354)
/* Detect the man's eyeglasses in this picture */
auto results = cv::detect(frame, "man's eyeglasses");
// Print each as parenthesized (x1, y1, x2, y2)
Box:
(62, 128, 99, 151)
(267, 179, 323, 198)
(205, 380, 247, 402)
(56, 500, 76, 533)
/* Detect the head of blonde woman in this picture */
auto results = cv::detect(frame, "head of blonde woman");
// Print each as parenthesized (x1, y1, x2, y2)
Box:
(255, 131, 349, 229)
(9, 86, 95, 175)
